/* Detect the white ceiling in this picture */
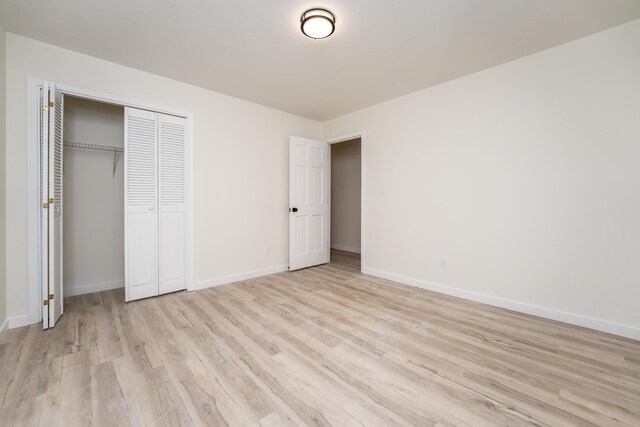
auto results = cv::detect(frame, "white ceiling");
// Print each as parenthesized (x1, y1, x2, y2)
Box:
(2, 0, 640, 121)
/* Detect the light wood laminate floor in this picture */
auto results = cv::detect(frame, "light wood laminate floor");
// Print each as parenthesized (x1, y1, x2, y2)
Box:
(1, 250, 639, 426)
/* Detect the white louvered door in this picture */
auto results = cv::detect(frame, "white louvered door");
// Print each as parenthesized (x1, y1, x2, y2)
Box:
(48, 83, 65, 327)
(125, 108, 159, 301)
(41, 83, 50, 328)
(158, 114, 186, 294)
(125, 108, 187, 301)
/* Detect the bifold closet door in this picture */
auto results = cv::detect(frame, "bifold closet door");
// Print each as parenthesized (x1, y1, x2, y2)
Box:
(49, 84, 65, 325)
(41, 81, 65, 329)
(158, 114, 186, 294)
(125, 107, 158, 301)
(125, 108, 186, 301)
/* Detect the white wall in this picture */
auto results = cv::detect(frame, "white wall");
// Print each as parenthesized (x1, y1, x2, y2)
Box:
(5, 33, 322, 322)
(331, 138, 361, 253)
(5, 19, 640, 338)
(323, 19, 640, 338)
(63, 97, 124, 295)
(0, 23, 7, 334)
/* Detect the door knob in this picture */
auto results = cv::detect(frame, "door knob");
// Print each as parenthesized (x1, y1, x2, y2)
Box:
(291, 207, 298, 212)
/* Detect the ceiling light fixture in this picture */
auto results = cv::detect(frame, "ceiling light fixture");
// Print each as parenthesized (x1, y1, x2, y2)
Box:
(300, 8, 335, 39)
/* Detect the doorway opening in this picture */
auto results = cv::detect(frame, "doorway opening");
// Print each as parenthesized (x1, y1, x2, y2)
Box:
(63, 96, 125, 299)
(288, 132, 365, 273)
(27, 79, 194, 329)
(330, 137, 362, 271)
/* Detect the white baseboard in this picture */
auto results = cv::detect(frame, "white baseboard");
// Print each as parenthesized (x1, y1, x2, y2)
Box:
(363, 267, 640, 341)
(6, 281, 126, 331)
(65, 280, 124, 297)
(8, 314, 31, 329)
(196, 265, 289, 290)
(0, 317, 9, 340)
(331, 244, 361, 254)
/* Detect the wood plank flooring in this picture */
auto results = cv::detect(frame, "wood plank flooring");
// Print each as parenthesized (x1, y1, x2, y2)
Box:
(1, 249, 639, 426)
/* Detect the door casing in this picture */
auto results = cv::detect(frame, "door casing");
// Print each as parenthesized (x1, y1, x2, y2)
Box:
(287, 131, 366, 272)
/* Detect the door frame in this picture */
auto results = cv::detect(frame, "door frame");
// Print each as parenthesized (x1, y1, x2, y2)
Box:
(327, 131, 366, 272)
(26, 77, 195, 325)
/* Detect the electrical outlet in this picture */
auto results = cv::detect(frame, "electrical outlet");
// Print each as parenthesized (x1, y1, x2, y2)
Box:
(440, 257, 448, 268)
(265, 245, 272, 255)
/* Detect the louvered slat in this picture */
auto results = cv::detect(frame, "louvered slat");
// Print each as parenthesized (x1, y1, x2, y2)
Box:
(126, 115, 157, 206)
(40, 88, 47, 204)
(54, 97, 63, 206)
(159, 120, 185, 206)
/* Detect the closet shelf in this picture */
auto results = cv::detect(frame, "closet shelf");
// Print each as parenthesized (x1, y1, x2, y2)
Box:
(64, 141, 124, 177)
(64, 141, 124, 153)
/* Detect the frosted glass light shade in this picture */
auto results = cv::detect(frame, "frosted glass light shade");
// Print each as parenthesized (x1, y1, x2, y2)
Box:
(301, 8, 335, 39)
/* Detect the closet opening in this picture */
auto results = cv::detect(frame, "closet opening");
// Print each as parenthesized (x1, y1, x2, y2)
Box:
(329, 137, 362, 270)
(63, 96, 125, 298)
(27, 79, 194, 329)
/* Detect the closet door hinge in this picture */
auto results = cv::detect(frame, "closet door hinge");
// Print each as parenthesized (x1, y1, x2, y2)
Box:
(43, 294, 54, 306)
(43, 198, 53, 208)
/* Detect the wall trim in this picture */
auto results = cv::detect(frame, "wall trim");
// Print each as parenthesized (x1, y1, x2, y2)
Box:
(331, 244, 361, 254)
(195, 264, 289, 290)
(26, 77, 42, 325)
(0, 318, 9, 340)
(8, 315, 30, 329)
(64, 280, 125, 297)
(363, 267, 640, 341)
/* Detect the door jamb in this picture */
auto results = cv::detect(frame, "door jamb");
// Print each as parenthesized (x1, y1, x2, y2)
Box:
(26, 77, 195, 325)
(327, 131, 366, 272)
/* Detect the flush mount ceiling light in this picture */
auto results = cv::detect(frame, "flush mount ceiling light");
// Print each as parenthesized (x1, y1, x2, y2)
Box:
(300, 8, 335, 39)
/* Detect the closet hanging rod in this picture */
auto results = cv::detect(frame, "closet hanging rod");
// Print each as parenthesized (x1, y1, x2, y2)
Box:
(63, 141, 124, 153)
(64, 141, 124, 177)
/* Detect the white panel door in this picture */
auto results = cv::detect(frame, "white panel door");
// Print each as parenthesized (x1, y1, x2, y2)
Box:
(289, 136, 330, 271)
(158, 113, 186, 294)
(47, 83, 65, 328)
(125, 107, 159, 301)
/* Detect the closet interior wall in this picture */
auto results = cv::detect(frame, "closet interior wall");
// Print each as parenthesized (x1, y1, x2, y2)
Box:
(63, 96, 125, 296)
(330, 138, 361, 254)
